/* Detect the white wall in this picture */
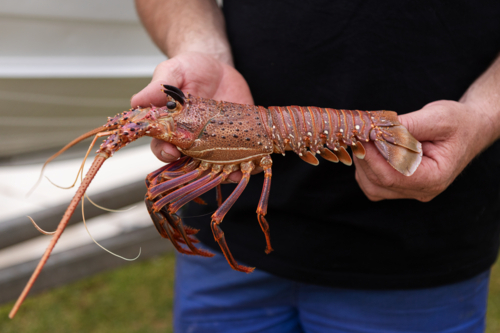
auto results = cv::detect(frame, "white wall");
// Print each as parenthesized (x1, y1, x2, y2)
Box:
(0, 0, 165, 77)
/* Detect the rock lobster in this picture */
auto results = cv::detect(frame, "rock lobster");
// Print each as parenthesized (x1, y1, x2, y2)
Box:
(9, 85, 422, 318)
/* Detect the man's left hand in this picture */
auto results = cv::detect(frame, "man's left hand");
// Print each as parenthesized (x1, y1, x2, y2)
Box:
(354, 100, 492, 202)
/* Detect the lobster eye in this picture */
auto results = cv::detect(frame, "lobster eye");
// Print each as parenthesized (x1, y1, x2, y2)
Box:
(167, 101, 177, 110)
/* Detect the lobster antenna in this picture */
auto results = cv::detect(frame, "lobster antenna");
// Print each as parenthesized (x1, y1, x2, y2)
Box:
(85, 193, 136, 213)
(27, 126, 106, 197)
(81, 194, 141, 261)
(45, 162, 85, 190)
(44, 129, 111, 190)
(77, 136, 136, 213)
(27, 216, 55, 235)
(10, 153, 109, 319)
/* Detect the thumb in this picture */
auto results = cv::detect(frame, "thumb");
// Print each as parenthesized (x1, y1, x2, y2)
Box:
(131, 59, 185, 108)
(397, 101, 455, 141)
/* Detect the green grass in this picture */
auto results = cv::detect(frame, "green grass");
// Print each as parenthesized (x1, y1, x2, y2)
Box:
(487, 256, 500, 333)
(0, 253, 176, 333)
(0, 252, 499, 332)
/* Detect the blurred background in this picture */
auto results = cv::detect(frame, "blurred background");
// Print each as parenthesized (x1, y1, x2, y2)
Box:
(0, 1, 499, 332)
(0, 1, 176, 331)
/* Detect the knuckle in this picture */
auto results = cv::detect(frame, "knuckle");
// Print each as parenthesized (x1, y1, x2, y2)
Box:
(365, 193, 382, 202)
(369, 172, 395, 188)
(153, 60, 170, 76)
(378, 176, 396, 188)
(400, 113, 421, 137)
(356, 176, 381, 201)
(363, 169, 380, 185)
(415, 183, 448, 202)
(153, 59, 183, 83)
(417, 194, 437, 202)
(432, 185, 447, 196)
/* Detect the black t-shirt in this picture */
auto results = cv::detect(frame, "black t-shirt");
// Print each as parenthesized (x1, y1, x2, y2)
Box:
(184, 0, 500, 289)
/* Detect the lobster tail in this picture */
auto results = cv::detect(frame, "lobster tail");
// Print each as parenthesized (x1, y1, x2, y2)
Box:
(369, 111, 422, 176)
(372, 126, 422, 176)
(267, 106, 422, 175)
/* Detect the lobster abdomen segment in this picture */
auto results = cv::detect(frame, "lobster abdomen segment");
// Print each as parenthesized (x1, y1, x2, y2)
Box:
(268, 106, 422, 176)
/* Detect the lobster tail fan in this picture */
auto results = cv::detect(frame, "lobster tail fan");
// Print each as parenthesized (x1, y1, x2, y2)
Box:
(162, 84, 185, 98)
(373, 125, 422, 176)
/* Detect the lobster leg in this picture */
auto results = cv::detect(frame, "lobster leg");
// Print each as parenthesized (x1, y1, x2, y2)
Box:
(208, 161, 257, 273)
(155, 164, 243, 262)
(211, 161, 254, 223)
(156, 158, 200, 180)
(147, 162, 208, 200)
(164, 211, 214, 257)
(151, 164, 217, 212)
(150, 165, 238, 257)
(256, 156, 273, 254)
(210, 215, 255, 273)
(216, 184, 223, 207)
(160, 210, 200, 245)
(149, 184, 213, 257)
(147, 196, 212, 256)
(146, 156, 192, 182)
(168, 164, 238, 214)
(146, 161, 210, 254)
(160, 206, 199, 237)
(146, 197, 194, 251)
(149, 204, 199, 255)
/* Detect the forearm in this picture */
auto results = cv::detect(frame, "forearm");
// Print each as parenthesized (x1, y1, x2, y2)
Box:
(460, 53, 500, 147)
(135, 0, 233, 65)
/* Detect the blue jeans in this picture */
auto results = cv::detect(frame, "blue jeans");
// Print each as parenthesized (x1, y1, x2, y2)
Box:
(173, 250, 490, 333)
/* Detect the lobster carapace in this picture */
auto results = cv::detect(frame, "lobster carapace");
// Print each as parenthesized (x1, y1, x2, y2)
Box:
(9, 85, 422, 318)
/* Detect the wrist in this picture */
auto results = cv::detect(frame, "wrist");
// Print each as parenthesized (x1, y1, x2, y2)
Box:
(460, 96, 500, 147)
(459, 55, 500, 144)
(168, 38, 234, 66)
(456, 100, 500, 160)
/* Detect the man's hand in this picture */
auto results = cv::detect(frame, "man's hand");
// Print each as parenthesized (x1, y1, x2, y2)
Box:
(354, 100, 495, 202)
(354, 51, 500, 202)
(134, 0, 255, 182)
(131, 52, 254, 182)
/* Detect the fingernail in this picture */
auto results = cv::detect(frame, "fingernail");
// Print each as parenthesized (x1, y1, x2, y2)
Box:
(161, 151, 176, 160)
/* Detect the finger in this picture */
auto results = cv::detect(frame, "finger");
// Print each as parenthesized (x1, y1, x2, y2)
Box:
(131, 59, 184, 107)
(227, 170, 242, 183)
(398, 101, 458, 142)
(150, 139, 181, 163)
(354, 152, 441, 201)
(353, 141, 408, 189)
(250, 166, 263, 175)
(354, 164, 406, 201)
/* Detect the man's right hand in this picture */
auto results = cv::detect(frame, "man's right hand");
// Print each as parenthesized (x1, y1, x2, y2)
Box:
(131, 52, 254, 181)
